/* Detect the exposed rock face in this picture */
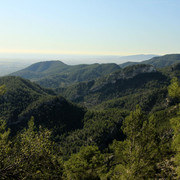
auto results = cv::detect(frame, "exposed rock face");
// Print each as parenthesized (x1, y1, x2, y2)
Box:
(109, 64, 156, 80)
(123, 65, 155, 78)
(90, 64, 156, 92)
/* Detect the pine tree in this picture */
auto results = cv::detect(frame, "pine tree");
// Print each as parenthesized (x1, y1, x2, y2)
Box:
(110, 106, 158, 179)
(64, 145, 105, 180)
(0, 119, 12, 179)
(0, 85, 6, 95)
(14, 117, 64, 179)
(0, 85, 13, 179)
(168, 77, 180, 102)
(170, 106, 180, 177)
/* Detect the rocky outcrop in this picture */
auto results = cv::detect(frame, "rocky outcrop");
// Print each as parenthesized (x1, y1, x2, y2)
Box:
(90, 64, 156, 92)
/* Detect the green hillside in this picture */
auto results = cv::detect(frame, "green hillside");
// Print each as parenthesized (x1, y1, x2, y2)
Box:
(11, 61, 120, 88)
(142, 54, 180, 68)
(10, 61, 69, 79)
(0, 76, 85, 136)
(120, 54, 180, 68)
(1, 73, 178, 179)
(57, 64, 169, 110)
(119, 61, 138, 68)
(2, 61, 180, 179)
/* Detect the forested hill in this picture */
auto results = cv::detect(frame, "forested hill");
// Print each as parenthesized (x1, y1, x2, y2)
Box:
(2, 61, 180, 179)
(57, 64, 169, 110)
(0, 76, 85, 136)
(10, 61, 69, 79)
(9, 54, 180, 90)
(11, 61, 120, 88)
(120, 54, 180, 68)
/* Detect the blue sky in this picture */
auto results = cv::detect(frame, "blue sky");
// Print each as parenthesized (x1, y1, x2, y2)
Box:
(0, 0, 180, 57)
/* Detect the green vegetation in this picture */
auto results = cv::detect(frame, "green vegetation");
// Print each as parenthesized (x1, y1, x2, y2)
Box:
(59, 109, 128, 158)
(0, 76, 85, 136)
(64, 146, 104, 179)
(58, 64, 169, 109)
(2, 58, 180, 179)
(11, 61, 120, 88)
(168, 77, 180, 101)
(168, 77, 180, 178)
(143, 54, 180, 68)
(119, 61, 138, 68)
(120, 54, 180, 68)
(0, 117, 63, 179)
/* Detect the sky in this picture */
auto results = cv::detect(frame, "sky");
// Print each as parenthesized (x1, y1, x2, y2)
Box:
(0, 0, 180, 60)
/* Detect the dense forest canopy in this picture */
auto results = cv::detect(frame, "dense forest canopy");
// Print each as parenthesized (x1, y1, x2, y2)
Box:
(1, 55, 180, 179)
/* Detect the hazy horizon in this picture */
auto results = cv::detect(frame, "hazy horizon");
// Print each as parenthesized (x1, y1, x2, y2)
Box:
(0, 0, 180, 59)
(0, 53, 160, 76)
(0, 0, 179, 72)
(0, 53, 159, 64)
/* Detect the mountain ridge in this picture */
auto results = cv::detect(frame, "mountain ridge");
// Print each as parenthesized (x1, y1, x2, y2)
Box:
(0, 76, 85, 136)
(56, 64, 168, 109)
(11, 61, 121, 88)
(120, 54, 180, 68)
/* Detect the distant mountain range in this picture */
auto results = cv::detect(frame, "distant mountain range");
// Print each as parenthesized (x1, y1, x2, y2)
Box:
(0, 54, 157, 65)
(10, 54, 180, 89)
(64, 54, 158, 64)
(11, 61, 120, 88)
(120, 54, 180, 68)
(0, 54, 157, 76)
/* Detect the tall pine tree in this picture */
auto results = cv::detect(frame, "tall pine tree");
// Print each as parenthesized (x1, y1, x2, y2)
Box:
(110, 106, 159, 179)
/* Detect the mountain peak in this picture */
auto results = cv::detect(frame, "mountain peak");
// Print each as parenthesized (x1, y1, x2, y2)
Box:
(26, 60, 67, 72)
